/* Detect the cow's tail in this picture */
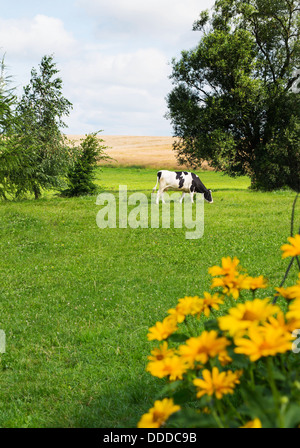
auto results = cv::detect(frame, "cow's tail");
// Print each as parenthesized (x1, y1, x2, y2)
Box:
(152, 171, 161, 193)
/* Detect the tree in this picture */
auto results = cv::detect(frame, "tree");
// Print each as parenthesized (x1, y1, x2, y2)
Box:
(0, 56, 14, 134)
(166, 0, 300, 191)
(0, 56, 30, 199)
(63, 132, 112, 197)
(15, 55, 73, 198)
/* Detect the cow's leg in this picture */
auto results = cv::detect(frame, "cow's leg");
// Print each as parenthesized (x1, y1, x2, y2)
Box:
(190, 191, 194, 203)
(160, 190, 166, 204)
(156, 188, 166, 204)
(180, 192, 185, 203)
(156, 190, 160, 204)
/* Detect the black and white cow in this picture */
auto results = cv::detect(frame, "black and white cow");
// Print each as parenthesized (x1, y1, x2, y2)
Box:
(152, 170, 213, 204)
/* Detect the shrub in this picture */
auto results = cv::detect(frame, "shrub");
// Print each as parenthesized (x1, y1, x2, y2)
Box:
(63, 132, 111, 197)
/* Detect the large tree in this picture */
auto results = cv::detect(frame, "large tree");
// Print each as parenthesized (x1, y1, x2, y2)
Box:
(15, 55, 73, 199)
(0, 56, 30, 199)
(166, 0, 300, 191)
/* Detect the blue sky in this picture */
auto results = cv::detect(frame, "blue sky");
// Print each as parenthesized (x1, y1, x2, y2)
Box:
(1, 0, 214, 135)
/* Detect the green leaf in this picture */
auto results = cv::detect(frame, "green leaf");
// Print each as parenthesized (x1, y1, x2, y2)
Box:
(168, 407, 216, 428)
(283, 404, 300, 428)
(239, 384, 277, 428)
(204, 319, 219, 331)
(168, 333, 190, 343)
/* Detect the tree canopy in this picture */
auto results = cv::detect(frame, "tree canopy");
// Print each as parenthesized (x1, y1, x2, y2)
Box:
(166, 0, 300, 191)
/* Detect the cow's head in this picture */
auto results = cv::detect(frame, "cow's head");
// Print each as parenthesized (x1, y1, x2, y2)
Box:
(204, 189, 213, 203)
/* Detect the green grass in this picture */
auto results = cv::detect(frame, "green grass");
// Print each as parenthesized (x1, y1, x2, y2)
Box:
(96, 166, 251, 192)
(0, 167, 299, 427)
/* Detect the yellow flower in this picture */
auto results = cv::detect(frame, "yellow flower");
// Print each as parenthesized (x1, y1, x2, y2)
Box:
(148, 341, 175, 362)
(218, 298, 280, 337)
(218, 351, 233, 366)
(146, 355, 188, 381)
(234, 325, 292, 362)
(137, 398, 180, 428)
(286, 298, 300, 322)
(275, 274, 300, 300)
(211, 273, 250, 300)
(281, 234, 300, 258)
(178, 330, 230, 368)
(240, 418, 262, 428)
(168, 296, 203, 323)
(267, 311, 289, 331)
(267, 311, 300, 336)
(200, 292, 224, 317)
(208, 256, 240, 277)
(193, 367, 242, 400)
(246, 275, 268, 291)
(147, 315, 178, 341)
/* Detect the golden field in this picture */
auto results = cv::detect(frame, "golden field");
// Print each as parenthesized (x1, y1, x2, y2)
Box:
(67, 135, 212, 170)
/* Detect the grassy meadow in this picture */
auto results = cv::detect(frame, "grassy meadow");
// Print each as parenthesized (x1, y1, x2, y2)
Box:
(0, 166, 299, 427)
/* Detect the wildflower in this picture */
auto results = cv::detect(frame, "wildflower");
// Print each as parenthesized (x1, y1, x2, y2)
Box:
(218, 299, 280, 337)
(147, 315, 178, 341)
(178, 330, 230, 368)
(286, 298, 300, 322)
(234, 325, 292, 362)
(146, 355, 188, 381)
(267, 311, 288, 330)
(137, 398, 181, 428)
(193, 367, 242, 400)
(211, 273, 250, 300)
(246, 275, 268, 291)
(275, 274, 300, 300)
(281, 234, 300, 258)
(267, 310, 300, 335)
(218, 351, 233, 366)
(148, 341, 175, 362)
(240, 418, 262, 428)
(208, 256, 240, 277)
(200, 292, 224, 317)
(168, 296, 203, 323)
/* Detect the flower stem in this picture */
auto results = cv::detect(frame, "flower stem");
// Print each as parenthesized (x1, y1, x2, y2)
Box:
(212, 400, 225, 428)
(266, 357, 284, 428)
(249, 363, 255, 390)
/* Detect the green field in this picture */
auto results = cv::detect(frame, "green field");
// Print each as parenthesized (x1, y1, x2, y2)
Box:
(0, 166, 299, 428)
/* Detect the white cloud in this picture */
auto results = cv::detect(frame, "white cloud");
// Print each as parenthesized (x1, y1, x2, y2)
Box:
(63, 48, 169, 89)
(76, 0, 213, 39)
(61, 47, 172, 134)
(0, 15, 76, 59)
(0, 1, 215, 135)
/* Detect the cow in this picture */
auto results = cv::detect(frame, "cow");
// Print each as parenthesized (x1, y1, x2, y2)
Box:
(152, 170, 213, 204)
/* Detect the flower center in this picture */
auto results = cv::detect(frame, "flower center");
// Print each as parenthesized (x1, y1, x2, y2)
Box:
(242, 310, 259, 321)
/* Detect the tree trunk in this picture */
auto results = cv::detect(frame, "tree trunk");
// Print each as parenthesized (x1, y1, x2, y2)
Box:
(33, 185, 41, 200)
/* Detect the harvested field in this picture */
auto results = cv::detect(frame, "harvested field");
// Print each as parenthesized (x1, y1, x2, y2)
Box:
(66, 135, 212, 170)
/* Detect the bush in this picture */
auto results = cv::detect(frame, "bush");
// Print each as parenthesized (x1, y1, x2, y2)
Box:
(63, 132, 111, 197)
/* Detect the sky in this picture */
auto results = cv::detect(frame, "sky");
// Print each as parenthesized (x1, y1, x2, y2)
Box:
(0, 0, 215, 135)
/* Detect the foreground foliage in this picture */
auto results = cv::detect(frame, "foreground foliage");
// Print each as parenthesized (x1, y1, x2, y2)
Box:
(139, 226, 300, 428)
